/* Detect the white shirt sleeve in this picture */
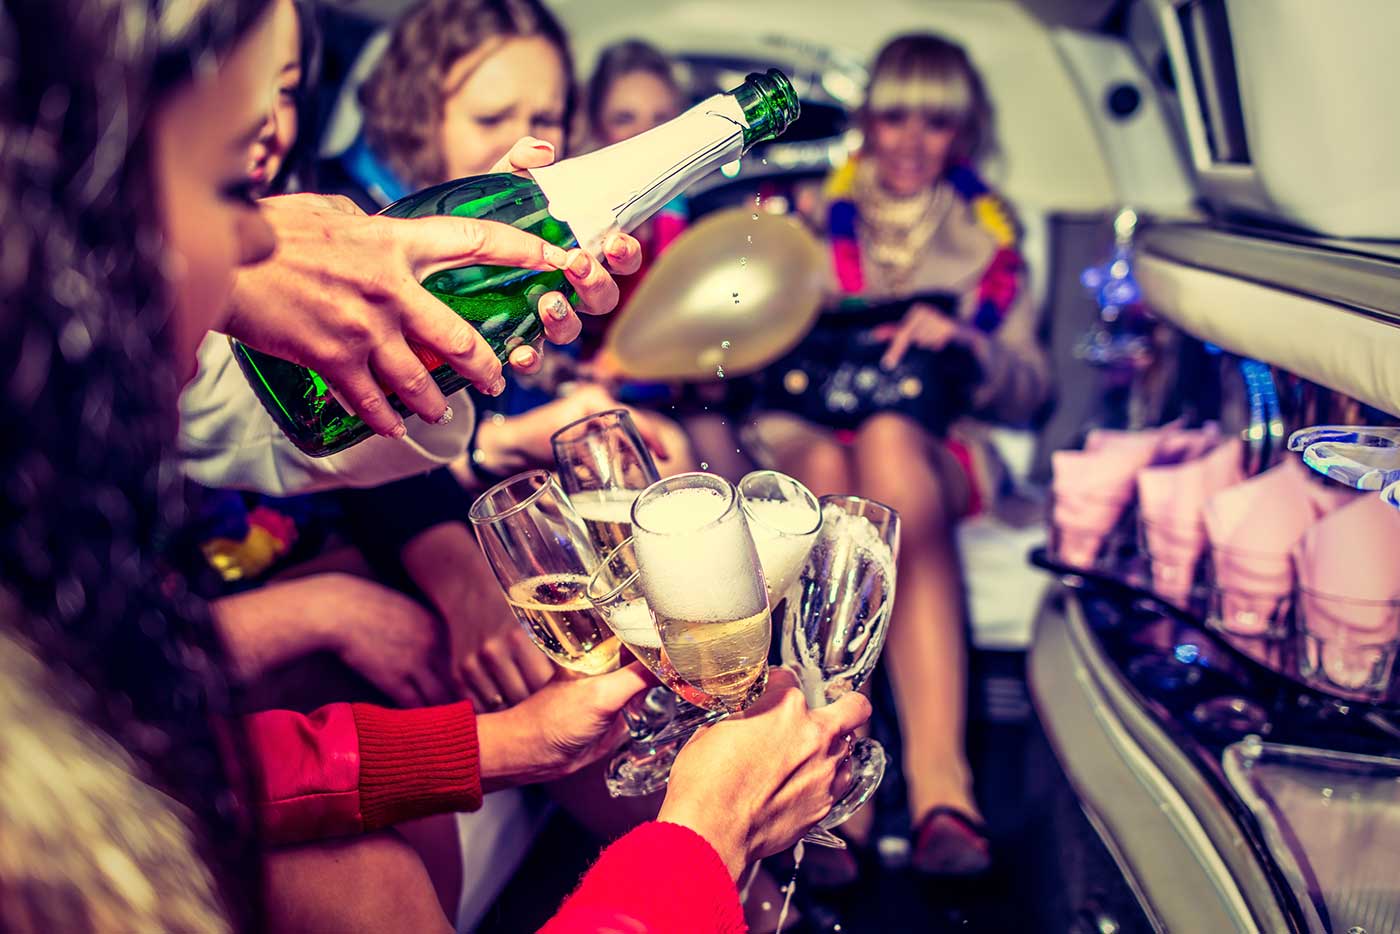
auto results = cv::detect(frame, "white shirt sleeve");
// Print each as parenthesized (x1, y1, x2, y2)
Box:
(178, 335, 476, 496)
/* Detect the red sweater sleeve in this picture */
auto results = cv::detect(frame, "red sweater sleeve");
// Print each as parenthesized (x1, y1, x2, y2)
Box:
(539, 822, 746, 934)
(240, 701, 482, 847)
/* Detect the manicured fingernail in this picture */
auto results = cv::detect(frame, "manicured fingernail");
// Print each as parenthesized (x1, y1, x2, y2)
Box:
(487, 375, 506, 396)
(530, 139, 555, 153)
(568, 250, 591, 276)
(543, 245, 569, 268)
(387, 421, 408, 439)
(517, 348, 538, 367)
(434, 405, 454, 426)
(548, 296, 570, 320)
(604, 234, 625, 256)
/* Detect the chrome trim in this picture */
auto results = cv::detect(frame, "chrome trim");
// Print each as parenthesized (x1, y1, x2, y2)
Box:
(1030, 592, 1294, 932)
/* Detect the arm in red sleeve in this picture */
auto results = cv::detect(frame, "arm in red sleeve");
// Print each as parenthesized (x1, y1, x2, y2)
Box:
(539, 822, 745, 934)
(240, 701, 482, 847)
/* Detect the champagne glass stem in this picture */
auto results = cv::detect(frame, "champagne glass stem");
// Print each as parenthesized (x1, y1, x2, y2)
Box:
(620, 685, 679, 742)
(651, 702, 728, 745)
(801, 828, 848, 850)
(801, 737, 886, 848)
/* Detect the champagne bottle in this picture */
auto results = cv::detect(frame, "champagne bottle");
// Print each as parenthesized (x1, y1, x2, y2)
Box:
(234, 69, 800, 457)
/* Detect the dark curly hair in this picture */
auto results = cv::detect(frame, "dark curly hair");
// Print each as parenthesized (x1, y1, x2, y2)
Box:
(360, 0, 574, 188)
(0, 0, 273, 922)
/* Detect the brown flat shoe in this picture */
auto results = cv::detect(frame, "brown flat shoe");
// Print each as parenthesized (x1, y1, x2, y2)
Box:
(910, 806, 992, 876)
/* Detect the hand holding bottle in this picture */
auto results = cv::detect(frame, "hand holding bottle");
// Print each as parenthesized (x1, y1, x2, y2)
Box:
(231, 72, 798, 457)
(489, 137, 644, 375)
(221, 190, 642, 440)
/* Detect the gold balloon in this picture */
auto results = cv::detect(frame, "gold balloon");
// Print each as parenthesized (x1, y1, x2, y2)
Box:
(603, 207, 827, 381)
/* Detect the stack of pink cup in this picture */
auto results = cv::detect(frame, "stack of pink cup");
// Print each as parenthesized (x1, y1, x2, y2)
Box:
(1051, 422, 1224, 570)
(1203, 457, 1321, 637)
(1136, 437, 1246, 607)
(1294, 494, 1400, 699)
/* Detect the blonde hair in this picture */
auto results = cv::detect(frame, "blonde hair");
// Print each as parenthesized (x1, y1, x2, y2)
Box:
(0, 605, 227, 933)
(863, 33, 993, 165)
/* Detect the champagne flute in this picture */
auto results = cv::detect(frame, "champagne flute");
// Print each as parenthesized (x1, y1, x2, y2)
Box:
(782, 494, 901, 847)
(553, 408, 685, 741)
(738, 470, 823, 604)
(588, 536, 713, 796)
(551, 409, 659, 557)
(468, 470, 620, 676)
(631, 472, 772, 713)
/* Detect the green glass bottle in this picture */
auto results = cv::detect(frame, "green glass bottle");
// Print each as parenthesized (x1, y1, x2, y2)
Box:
(233, 69, 800, 457)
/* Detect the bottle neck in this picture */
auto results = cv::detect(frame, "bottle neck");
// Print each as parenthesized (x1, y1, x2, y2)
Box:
(531, 93, 748, 255)
(734, 70, 801, 147)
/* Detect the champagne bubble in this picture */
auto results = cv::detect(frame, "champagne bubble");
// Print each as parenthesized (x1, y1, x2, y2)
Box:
(752, 213, 759, 221)
(700, 462, 710, 470)
(716, 365, 725, 378)
(747, 234, 753, 243)
(722, 340, 731, 349)
(740, 257, 747, 266)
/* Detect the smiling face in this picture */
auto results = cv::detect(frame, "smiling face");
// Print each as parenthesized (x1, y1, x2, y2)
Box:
(860, 35, 986, 198)
(595, 69, 680, 146)
(865, 107, 958, 198)
(246, 0, 301, 195)
(153, 1, 283, 379)
(438, 35, 568, 178)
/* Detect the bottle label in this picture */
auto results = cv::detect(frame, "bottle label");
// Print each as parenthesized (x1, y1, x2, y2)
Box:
(532, 94, 747, 255)
(408, 340, 445, 372)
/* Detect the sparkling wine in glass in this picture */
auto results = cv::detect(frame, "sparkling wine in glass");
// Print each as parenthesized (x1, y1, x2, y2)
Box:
(588, 537, 714, 709)
(631, 472, 772, 713)
(552, 408, 659, 557)
(738, 470, 822, 604)
(782, 494, 901, 846)
(468, 470, 620, 675)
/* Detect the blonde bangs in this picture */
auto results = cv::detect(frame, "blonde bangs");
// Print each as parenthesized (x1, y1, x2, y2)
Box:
(866, 62, 973, 124)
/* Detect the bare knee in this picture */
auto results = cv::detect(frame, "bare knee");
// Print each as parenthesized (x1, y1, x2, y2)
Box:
(789, 438, 852, 497)
(852, 415, 953, 532)
(264, 831, 452, 934)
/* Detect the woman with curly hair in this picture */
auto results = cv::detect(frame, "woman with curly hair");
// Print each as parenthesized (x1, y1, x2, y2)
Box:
(0, 0, 868, 929)
(351, 0, 573, 201)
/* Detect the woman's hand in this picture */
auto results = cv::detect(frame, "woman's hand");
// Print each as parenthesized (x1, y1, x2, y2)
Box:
(464, 383, 671, 479)
(872, 301, 965, 371)
(222, 189, 640, 438)
(399, 522, 557, 710)
(489, 137, 643, 377)
(459, 624, 557, 711)
(476, 662, 653, 791)
(213, 572, 453, 707)
(324, 575, 454, 707)
(656, 668, 872, 879)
